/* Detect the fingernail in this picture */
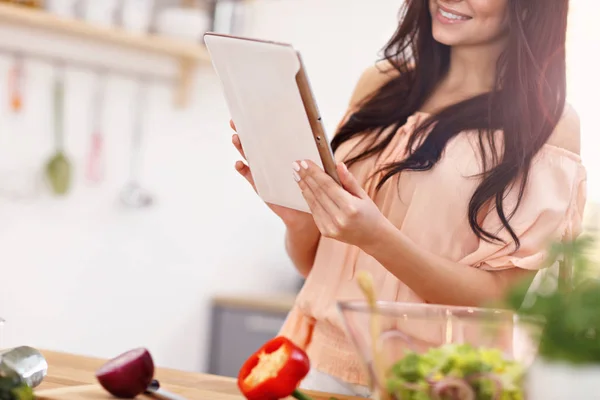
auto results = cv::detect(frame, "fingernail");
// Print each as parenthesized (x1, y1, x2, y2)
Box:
(293, 171, 301, 182)
(292, 162, 301, 172)
(300, 160, 309, 169)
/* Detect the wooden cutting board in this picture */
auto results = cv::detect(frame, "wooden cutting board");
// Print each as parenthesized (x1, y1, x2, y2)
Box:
(35, 350, 360, 400)
(36, 384, 241, 400)
(36, 383, 356, 400)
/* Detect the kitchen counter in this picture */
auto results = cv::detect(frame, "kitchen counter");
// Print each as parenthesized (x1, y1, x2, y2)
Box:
(212, 294, 297, 314)
(35, 350, 360, 400)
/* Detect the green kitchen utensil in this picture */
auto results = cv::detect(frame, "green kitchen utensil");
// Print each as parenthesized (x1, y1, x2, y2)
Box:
(45, 66, 72, 195)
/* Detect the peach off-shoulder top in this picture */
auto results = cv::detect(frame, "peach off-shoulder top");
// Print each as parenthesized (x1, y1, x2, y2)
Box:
(278, 111, 587, 385)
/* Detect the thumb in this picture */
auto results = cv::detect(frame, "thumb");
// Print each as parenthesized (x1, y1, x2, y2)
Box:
(337, 162, 366, 198)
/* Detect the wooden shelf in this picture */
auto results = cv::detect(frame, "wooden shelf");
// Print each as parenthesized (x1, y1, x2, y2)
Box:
(0, 3, 211, 107)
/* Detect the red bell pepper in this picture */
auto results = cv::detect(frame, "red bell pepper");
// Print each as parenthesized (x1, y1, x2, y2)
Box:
(237, 336, 314, 400)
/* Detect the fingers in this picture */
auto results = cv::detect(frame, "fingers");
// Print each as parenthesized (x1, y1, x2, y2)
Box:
(337, 162, 367, 199)
(294, 160, 354, 237)
(303, 175, 341, 217)
(235, 160, 257, 191)
(295, 178, 333, 233)
(294, 161, 340, 216)
(229, 118, 249, 160)
(230, 119, 247, 158)
(230, 121, 254, 190)
(232, 134, 247, 159)
(295, 160, 351, 209)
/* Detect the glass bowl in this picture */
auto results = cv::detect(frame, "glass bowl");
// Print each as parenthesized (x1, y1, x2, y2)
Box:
(338, 301, 542, 399)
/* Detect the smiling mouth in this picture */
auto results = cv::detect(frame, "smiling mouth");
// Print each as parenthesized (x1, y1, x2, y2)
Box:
(437, 5, 472, 21)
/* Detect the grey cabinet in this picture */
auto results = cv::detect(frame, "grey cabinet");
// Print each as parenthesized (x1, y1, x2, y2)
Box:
(207, 295, 294, 378)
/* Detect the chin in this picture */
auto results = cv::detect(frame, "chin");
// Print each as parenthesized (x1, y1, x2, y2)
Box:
(431, 25, 465, 46)
(429, 3, 477, 47)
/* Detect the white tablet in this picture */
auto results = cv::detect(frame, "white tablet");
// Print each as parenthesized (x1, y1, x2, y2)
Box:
(203, 32, 340, 213)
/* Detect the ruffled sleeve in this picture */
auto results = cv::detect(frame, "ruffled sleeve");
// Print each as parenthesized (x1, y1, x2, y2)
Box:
(459, 147, 587, 271)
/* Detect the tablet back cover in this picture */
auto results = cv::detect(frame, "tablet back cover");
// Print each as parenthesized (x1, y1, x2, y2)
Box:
(204, 34, 326, 213)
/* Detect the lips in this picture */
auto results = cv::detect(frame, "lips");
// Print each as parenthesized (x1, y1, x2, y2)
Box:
(437, 3, 472, 21)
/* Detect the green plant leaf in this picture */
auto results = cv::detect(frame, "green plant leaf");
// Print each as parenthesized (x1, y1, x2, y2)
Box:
(503, 235, 600, 364)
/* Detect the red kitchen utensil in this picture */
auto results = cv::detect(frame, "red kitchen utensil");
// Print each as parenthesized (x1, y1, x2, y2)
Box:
(7, 54, 24, 113)
(86, 73, 106, 183)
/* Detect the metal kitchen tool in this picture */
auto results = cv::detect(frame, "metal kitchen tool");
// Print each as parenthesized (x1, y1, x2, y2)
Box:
(0, 346, 48, 388)
(146, 379, 188, 400)
(119, 79, 154, 208)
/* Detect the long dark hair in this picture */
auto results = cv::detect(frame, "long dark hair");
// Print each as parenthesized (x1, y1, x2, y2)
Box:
(332, 0, 569, 249)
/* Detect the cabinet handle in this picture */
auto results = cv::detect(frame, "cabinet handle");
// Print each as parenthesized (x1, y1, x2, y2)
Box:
(244, 315, 285, 334)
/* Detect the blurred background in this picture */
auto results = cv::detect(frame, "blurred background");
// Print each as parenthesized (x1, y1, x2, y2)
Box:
(0, 0, 597, 379)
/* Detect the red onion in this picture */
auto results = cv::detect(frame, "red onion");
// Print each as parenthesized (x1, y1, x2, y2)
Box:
(95, 348, 155, 398)
(431, 377, 475, 400)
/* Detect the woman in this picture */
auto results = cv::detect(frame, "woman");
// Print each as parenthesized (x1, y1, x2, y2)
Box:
(231, 0, 586, 396)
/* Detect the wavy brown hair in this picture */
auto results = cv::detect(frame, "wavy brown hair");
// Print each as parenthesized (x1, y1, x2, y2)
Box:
(331, 0, 569, 249)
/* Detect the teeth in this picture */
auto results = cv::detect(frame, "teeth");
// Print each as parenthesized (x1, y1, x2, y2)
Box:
(439, 9, 469, 20)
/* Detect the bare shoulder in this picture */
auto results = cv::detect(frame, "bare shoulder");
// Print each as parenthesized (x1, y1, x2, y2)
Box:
(546, 103, 581, 155)
(348, 60, 399, 107)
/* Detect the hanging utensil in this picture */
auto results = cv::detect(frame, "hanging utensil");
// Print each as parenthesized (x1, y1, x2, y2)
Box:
(119, 80, 153, 208)
(7, 54, 24, 114)
(45, 64, 72, 196)
(0, 55, 43, 201)
(86, 72, 106, 184)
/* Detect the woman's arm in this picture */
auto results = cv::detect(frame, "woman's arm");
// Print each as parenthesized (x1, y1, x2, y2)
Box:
(363, 222, 536, 306)
(294, 158, 535, 304)
(284, 219, 321, 278)
(295, 158, 537, 305)
(284, 62, 398, 277)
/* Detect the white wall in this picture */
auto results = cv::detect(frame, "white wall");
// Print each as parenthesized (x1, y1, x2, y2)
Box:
(0, 0, 597, 374)
(566, 0, 600, 202)
(0, 57, 299, 371)
(0, 0, 403, 373)
(241, 0, 401, 134)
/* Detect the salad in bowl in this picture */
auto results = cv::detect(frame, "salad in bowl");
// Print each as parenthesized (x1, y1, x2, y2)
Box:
(338, 298, 541, 400)
(386, 343, 525, 400)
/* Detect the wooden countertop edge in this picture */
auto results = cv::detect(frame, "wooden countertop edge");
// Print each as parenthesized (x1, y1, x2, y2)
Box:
(36, 349, 364, 400)
(36, 384, 363, 400)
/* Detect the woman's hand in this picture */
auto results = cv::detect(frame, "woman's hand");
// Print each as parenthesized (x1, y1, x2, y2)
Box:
(230, 120, 315, 230)
(292, 159, 391, 250)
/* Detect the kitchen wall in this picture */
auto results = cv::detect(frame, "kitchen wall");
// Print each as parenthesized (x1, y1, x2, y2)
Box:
(0, 0, 598, 374)
(0, 0, 403, 373)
